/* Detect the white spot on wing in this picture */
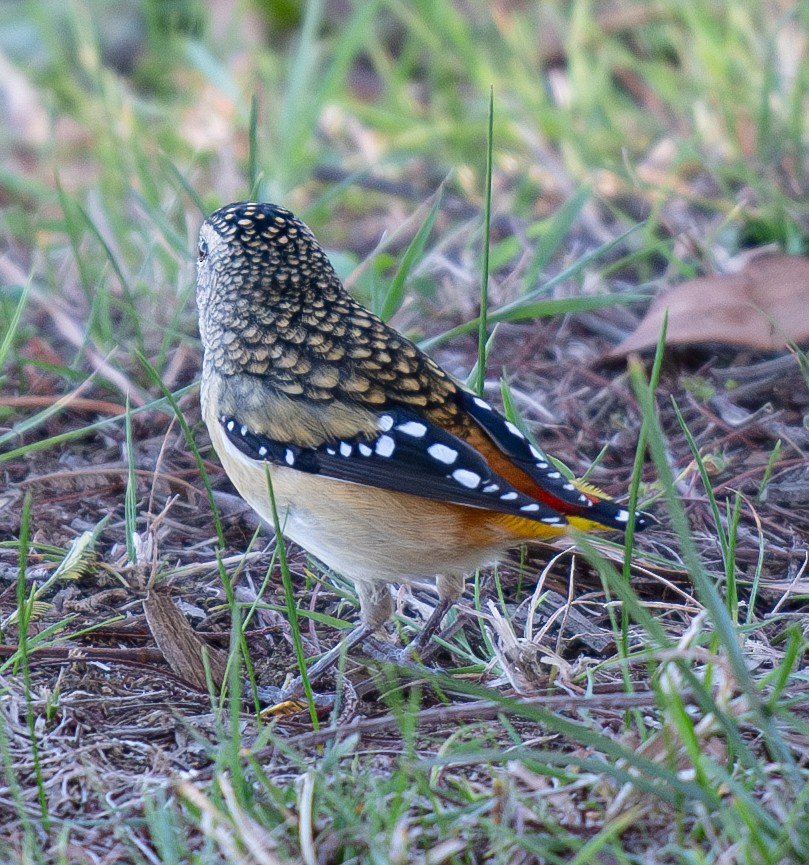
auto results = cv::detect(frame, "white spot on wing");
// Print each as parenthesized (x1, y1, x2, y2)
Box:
(258, 446, 268, 457)
(427, 443, 458, 465)
(615, 509, 630, 523)
(520, 503, 540, 512)
(548, 472, 561, 479)
(226, 420, 235, 432)
(378, 414, 394, 431)
(340, 442, 352, 457)
(542, 517, 563, 525)
(284, 449, 295, 466)
(452, 468, 481, 489)
(358, 443, 372, 457)
(240, 425, 248, 437)
(326, 447, 336, 456)
(482, 483, 499, 493)
(473, 397, 493, 411)
(529, 445, 544, 460)
(505, 421, 525, 439)
(501, 492, 518, 501)
(375, 435, 395, 457)
(396, 421, 428, 438)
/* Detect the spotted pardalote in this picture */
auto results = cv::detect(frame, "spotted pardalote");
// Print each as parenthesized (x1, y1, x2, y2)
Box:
(196, 201, 648, 681)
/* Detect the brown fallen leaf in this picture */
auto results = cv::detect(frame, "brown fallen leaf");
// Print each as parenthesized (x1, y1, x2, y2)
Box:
(607, 254, 809, 357)
(143, 587, 228, 691)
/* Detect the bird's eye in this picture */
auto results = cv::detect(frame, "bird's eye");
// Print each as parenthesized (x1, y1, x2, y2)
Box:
(198, 239, 208, 262)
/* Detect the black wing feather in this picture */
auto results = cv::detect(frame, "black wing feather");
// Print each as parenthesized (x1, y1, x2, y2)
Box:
(219, 409, 566, 527)
(458, 389, 648, 531)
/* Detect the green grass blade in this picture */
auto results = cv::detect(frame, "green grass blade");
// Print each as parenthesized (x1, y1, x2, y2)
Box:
(264, 466, 318, 729)
(475, 86, 494, 396)
(379, 185, 444, 321)
(0, 274, 31, 375)
(124, 395, 137, 563)
(628, 359, 800, 789)
(15, 492, 50, 829)
(137, 355, 225, 549)
(522, 186, 591, 290)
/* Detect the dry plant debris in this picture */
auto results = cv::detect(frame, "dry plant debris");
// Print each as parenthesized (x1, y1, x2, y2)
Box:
(609, 254, 809, 356)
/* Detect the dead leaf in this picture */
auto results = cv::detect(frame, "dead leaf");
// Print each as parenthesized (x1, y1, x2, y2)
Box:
(607, 254, 809, 357)
(143, 588, 228, 691)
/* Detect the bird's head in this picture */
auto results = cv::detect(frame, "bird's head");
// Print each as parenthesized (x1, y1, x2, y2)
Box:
(196, 201, 338, 316)
(196, 201, 350, 374)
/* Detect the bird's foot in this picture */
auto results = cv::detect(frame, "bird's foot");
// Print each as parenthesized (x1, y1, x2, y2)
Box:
(258, 622, 374, 711)
(358, 634, 442, 673)
(258, 601, 465, 715)
(359, 600, 466, 671)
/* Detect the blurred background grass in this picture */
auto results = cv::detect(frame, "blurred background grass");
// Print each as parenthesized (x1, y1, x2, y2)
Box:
(3, 0, 807, 401)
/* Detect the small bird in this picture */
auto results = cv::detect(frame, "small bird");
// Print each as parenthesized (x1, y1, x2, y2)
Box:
(196, 201, 648, 685)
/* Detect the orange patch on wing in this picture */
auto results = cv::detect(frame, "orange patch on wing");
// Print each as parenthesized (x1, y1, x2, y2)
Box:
(461, 427, 617, 533)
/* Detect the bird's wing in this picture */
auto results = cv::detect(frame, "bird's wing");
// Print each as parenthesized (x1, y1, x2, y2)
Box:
(455, 389, 646, 532)
(217, 406, 567, 527)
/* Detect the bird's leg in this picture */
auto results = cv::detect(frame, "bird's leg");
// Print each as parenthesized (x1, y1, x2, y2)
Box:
(366, 574, 464, 665)
(403, 573, 464, 659)
(360, 596, 454, 668)
(276, 580, 462, 704)
(416, 606, 468, 664)
(402, 597, 452, 656)
(354, 579, 446, 669)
